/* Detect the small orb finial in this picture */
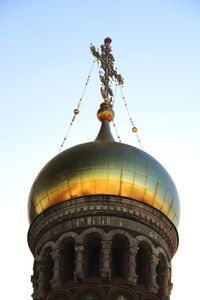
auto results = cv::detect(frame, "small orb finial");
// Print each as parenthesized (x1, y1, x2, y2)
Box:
(132, 126, 138, 133)
(97, 102, 114, 122)
(104, 37, 112, 45)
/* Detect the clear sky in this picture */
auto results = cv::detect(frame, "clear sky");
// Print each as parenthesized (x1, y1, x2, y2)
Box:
(0, 0, 200, 299)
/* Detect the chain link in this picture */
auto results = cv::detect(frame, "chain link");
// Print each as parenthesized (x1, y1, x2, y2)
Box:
(119, 85, 143, 149)
(58, 60, 95, 153)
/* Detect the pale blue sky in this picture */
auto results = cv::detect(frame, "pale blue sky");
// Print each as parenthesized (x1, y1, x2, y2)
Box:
(0, 1, 200, 299)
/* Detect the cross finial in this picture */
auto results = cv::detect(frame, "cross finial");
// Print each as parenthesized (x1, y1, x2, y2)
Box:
(90, 37, 124, 103)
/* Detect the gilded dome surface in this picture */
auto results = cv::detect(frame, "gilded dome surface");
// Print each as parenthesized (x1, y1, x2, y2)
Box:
(28, 121, 180, 227)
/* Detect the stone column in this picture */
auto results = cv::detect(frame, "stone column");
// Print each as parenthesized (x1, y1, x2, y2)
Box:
(36, 259, 46, 300)
(160, 266, 172, 300)
(148, 254, 159, 294)
(128, 244, 138, 285)
(31, 273, 38, 300)
(51, 249, 62, 289)
(31, 260, 38, 299)
(74, 243, 84, 281)
(101, 240, 112, 280)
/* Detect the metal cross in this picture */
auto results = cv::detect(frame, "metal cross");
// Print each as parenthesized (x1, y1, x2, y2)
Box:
(90, 37, 124, 102)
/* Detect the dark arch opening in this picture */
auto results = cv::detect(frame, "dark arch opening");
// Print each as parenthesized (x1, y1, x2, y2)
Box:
(156, 254, 167, 298)
(85, 234, 101, 278)
(111, 235, 129, 279)
(61, 238, 75, 283)
(136, 242, 151, 287)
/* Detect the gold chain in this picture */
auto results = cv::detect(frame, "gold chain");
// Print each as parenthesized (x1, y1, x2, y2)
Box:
(111, 83, 121, 142)
(119, 85, 143, 149)
(58, 59, 96, 153)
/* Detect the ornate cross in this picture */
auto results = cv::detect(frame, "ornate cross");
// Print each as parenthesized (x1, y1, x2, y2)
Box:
(90, 37, 124, 102)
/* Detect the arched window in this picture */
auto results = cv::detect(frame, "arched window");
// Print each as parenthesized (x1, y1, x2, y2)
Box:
(61, 238, 75, 282)
(156, 254, 167, 298)
(85, 234, 101, 277)
(111, 235, 129, 278)
(136, 242, 151, 287)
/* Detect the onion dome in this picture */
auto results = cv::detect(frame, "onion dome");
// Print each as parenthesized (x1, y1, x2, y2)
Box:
(28, 101, 180, 227)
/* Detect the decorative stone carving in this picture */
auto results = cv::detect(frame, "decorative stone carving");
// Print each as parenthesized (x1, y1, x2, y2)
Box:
(28, 196, 178, 258)
(28, 195, 177, 299)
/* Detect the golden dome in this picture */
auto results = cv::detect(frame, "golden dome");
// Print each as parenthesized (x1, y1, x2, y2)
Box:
(28, 106, 180, 227)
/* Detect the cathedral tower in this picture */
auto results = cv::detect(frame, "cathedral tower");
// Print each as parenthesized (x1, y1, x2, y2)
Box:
(28, 38, 180, 300)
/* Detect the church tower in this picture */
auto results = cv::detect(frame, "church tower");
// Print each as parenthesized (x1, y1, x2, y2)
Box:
(28, 38, 180, 300)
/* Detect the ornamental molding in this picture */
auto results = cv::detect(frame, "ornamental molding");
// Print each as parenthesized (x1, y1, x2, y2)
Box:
(28, 196, 178, 257)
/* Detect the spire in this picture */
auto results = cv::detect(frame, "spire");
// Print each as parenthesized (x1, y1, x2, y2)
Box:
(95, 101, 115, 143)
